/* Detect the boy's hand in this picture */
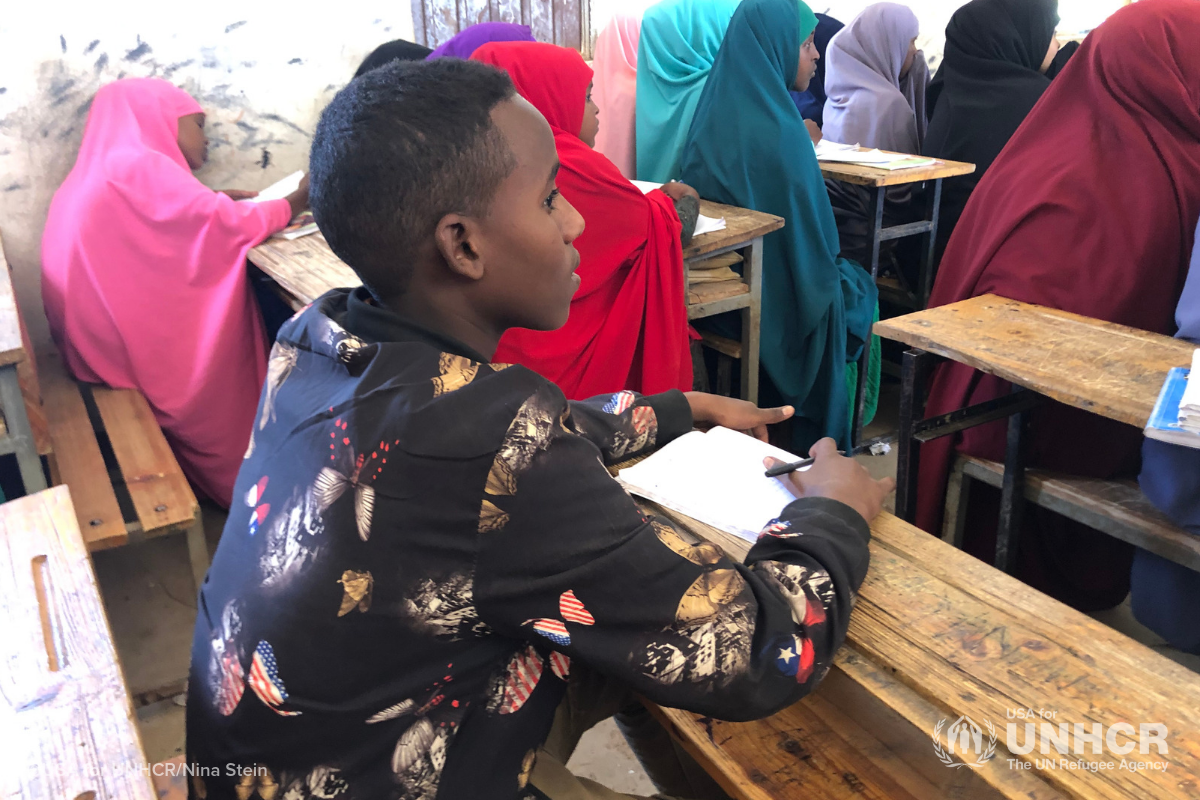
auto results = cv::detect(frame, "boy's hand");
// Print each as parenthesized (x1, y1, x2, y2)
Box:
(684, 391, 793, 442)
(765, 438, 895, 522)
(220, 189, 259, 200)
(660, 181, 700, 203)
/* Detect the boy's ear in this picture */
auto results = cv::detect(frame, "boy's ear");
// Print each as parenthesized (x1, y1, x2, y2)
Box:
(433, 213, 486, 281)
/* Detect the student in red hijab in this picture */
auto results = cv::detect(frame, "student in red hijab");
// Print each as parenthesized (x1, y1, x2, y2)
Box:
(472, 41, 695, 399)
(916, 0, 1200, 610)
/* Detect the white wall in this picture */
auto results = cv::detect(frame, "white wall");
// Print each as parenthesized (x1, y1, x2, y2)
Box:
(0, 0, 414, 335)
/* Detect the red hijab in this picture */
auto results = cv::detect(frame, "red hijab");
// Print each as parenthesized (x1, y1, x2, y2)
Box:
(473, 42, 692, 399)
(916, 0, 1200, 607)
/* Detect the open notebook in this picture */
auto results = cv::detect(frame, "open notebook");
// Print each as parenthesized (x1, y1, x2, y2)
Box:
(245, 170, 319, 240)
(616, 426, 806, 542)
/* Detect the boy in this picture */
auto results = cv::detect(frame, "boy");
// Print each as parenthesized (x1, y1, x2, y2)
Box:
(186, 58, 892, 800)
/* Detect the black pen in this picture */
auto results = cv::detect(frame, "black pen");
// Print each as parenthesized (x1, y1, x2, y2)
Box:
(763, 436, 894, 478)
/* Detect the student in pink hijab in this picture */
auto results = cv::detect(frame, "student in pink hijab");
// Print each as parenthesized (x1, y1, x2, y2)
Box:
(592, 12, 642, 179)
(41, 78, 308, 508)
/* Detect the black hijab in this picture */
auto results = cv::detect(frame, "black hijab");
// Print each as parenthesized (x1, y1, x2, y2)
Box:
(354, 39, 433, 79)
(922, 0, 1063, 260)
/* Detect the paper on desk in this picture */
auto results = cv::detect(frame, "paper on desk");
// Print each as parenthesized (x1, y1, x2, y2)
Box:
(813, 140, 935, 169)
(1178, 349, 1200, 432)
(629, 179, 726, 235)
(617, 427, 803, 542)
(248, 170, 305, 203)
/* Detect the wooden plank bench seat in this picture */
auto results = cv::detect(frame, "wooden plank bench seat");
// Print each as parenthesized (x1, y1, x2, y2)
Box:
(35, 337, 207, 588)
(945, 454, 1200, 572)
(641, 508, 1200, 800)
(2, 486, 157, 799)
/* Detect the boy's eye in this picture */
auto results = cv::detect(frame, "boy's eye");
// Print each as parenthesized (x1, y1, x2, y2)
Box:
(545, 188, 560, 210)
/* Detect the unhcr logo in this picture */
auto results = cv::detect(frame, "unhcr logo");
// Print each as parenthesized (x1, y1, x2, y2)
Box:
(933, 715, 998, 768)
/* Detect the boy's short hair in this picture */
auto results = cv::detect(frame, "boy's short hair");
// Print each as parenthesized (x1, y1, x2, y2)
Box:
(310, 58, 517, 300)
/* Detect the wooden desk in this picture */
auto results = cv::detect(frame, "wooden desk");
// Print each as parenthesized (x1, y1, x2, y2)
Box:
(646, 506, 1200, 800)
(248, 200, 783, 404)
(817, 151, 975, 445)
(1, 486, 156, 799)
(0, 234, 48, 495)
(874, 294, 1195, 571)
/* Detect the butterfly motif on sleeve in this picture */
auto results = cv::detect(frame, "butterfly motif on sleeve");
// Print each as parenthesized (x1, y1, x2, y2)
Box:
(259, 342, 298, 431)
(337, 569, 373, 616)
(233, 765, 279, 800)
(313, 451, 375, 542)
(248, 640, 301, 717)
(523, 590, 595, 648)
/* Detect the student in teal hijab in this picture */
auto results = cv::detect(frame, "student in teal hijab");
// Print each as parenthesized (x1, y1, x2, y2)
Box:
(681, 0, 878, 450)
(636, 0, 742, 182)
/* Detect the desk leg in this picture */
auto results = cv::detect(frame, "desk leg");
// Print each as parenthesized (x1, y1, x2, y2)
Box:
(0, 366, 47, 495)
(852, 187, 887, 446)
(996, 389, 1030, 574)
(895, 349, 931, 523)
(919, 179, 943, 308)
(739, 237, 763, 405)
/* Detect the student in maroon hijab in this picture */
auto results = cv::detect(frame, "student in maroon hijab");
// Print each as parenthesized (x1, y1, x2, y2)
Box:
(916, 0, 1200, 610)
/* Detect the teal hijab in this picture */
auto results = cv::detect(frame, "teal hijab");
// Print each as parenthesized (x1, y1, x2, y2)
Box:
(681, 0, 877, 449)
(636, 0, 741, 182)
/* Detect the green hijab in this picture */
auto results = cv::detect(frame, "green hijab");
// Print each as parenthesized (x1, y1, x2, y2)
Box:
(681, 0, 876, 449)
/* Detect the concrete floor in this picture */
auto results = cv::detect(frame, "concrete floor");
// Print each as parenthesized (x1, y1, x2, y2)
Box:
(98, 378, 1196, 793)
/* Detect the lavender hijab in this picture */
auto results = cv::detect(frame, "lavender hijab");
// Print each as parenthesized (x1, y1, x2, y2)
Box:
(822, 3, 929, 153)
(427, 22, 535, 60)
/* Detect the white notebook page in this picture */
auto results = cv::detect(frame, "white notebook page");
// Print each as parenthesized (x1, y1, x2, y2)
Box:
(616, 427, 807, 542)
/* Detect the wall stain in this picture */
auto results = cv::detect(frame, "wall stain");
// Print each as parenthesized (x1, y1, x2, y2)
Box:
(5, 182, 25, 192)
(260, 113, 308, 137)
(259, 148, 271, 168)
(162, 59, 195, 77)
(236, 120, 258, 132)
(240, 61, 257, 69)
(125, 36, 152, 62)
(60, 35, 67, 54)
(225, 21, 247, 34)
(94, 53, 109, 75)
(287, 58, 303, 65)
(201, 48, 220, 69)
(84, 39, 100, 55)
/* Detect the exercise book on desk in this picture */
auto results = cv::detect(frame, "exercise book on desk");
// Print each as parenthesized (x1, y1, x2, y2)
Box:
(616, 426, 805, 543)
(1145, 351, 1200, 448)
(246, 170, 319, 240)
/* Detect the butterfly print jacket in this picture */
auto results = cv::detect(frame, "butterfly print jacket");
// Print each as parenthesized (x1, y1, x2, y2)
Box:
(187, 287, 871, 800)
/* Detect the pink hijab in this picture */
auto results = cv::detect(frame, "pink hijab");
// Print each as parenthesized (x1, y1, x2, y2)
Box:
(41, 78, 292, 508)
(592, 13, 642, 179)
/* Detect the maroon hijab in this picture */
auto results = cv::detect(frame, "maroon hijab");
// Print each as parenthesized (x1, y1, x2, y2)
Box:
(917, 0, 1200, 608)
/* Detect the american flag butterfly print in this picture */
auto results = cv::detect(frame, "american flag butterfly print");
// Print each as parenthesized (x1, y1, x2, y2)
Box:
(489, 645, 544, 715)
(248, 640, 301, 716)
(602, 391, 637, 414)
(524, 590, 595, 647)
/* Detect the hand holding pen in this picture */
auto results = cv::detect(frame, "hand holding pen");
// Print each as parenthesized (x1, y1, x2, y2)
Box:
(763, 438, 895, 524)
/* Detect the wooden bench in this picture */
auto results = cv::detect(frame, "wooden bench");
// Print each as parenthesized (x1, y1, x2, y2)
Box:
(643, 507, 1200, 799)
(1, 229, 207, 589)
(2, 486, 157, 799)
(34, 332, 207, 590)
(945, 454, 1200, 571)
